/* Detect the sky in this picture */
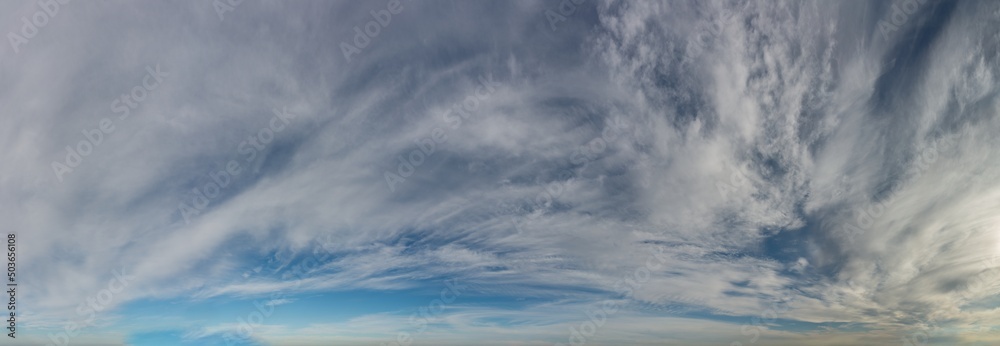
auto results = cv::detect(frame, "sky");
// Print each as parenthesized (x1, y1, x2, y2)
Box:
(3, 0, 1000, 345)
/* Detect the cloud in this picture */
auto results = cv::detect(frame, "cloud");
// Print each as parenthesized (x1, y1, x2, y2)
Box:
(5, 0, 1000, 344)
